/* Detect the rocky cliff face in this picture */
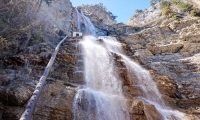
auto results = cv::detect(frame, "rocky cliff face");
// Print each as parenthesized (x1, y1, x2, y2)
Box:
(0, 0, 200, 120)
(127, 0, 200, 27)
(0, 0, 81, 119)
(78, 3, 117, 26)
(127, 3, 163, 27)
(77, 3, 120, 36)
(122, 16, 200, 118)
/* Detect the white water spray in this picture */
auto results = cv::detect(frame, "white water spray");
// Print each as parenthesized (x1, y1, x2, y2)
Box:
(72, 10, 188, 119)
(96, 36, 188, 120)
(75, 8, 81, 32)
(73, 36, 129, 120)
(74, 8, 96, 35)
(73, 35, 188, 120)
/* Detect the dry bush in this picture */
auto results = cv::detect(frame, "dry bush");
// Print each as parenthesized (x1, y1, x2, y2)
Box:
(0, 36, 9, 51)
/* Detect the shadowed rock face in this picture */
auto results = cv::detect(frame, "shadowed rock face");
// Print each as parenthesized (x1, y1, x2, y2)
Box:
(0, 37, 83, 119)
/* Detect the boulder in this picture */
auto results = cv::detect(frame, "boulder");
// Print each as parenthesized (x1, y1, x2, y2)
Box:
(134, 49, 153, 57)
(127, 99, 147, 120)
(0, 81, 34, 106)
(180, 43, 200, 55)
(147, 43, 183, 55)
(152, 72, 181, 99)
(33, 80, 77, 120)
(143, 103, 163, 120)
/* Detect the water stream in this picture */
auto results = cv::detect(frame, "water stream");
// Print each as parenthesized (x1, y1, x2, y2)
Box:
(73, 36, 129, 120)
(73, 9, 187, 120)
(75, 8, 96, 35)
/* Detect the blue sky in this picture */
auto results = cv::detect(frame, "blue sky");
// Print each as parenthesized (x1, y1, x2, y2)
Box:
(70, 0, 150, 23)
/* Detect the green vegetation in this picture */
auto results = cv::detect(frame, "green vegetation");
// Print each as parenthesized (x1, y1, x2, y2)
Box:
(135, 9, 144, 14)
(169, 13, 178, 19)
(150, 0, 162, 6)
(80, 3, 117, 20)
(177, 2, 193, 12)
(130, 0, 199, 21)
(107, 11, 117, 20)
(160, 1, 171, 9)
(150, 1, 156, 6)
(170, 0, 181, 4)
(130, 9, 144, 20)
(190, 9, 197, 16)
(161, 6, 171, 16)
(159, 0, 199, 18)
(190, 9, 200, 16)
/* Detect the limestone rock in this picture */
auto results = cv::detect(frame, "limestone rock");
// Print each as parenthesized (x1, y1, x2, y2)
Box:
(127, 3, 162, 27)
(147, 43, 183, 55)
(78, 4, 116, 26)
(127, 99, 147, 120)
(180, 43, 200, 55)
(151, 72, 181, 99)
(134, 49, 153, 57)
(33, 80, 77, 120)
(143, 103, 163, 120)
(0, 81, 34, 106)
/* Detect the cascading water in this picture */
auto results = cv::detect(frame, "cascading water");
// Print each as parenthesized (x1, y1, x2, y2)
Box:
(73, 11, 188, 119)
(99, 36, 188, 120)
(73, 36, 130, 120)
(75, 8, 81, 32)
(75, 8, 96, 35)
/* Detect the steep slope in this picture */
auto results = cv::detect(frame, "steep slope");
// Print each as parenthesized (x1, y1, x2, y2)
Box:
(0, 0, 81, 119)
(127, 0, 200, 27)
(123, 14, 200, 118)
(78, 3, 117, 26)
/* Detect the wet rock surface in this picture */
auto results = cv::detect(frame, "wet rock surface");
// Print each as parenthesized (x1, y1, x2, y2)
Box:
(122, 17, 200, 118)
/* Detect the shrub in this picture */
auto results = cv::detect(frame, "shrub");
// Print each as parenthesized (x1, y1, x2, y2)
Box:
(107, 11, 117, 20)
(160, 1, 171, 9)
(151, 1, 156, 6)
(190, 9, 197, 16)
(170, 0, 181, 4)
(169, 13, 178, 19)
(135, 9, 144, 14)
(162, 6, 171, 16)
(130, 9, 144, 19)
(0, 36, 9, 51)
(178, 2, 193, 12)
(151, 0, 163, 6)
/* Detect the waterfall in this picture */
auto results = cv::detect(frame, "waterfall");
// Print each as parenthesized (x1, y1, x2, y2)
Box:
(72, 11, 187, 120)
(118, 53, 187, 120)
(73, 36, 130, 120)
(74, 8, 96, 35)
(75, 8, 81, 32)
(96, 36, 187, 120)
(73, 35, 188, 120)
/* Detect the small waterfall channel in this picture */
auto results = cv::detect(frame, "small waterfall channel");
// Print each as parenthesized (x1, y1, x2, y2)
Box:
(73, 8, 188, 120)
(75, 8, 96, 35)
